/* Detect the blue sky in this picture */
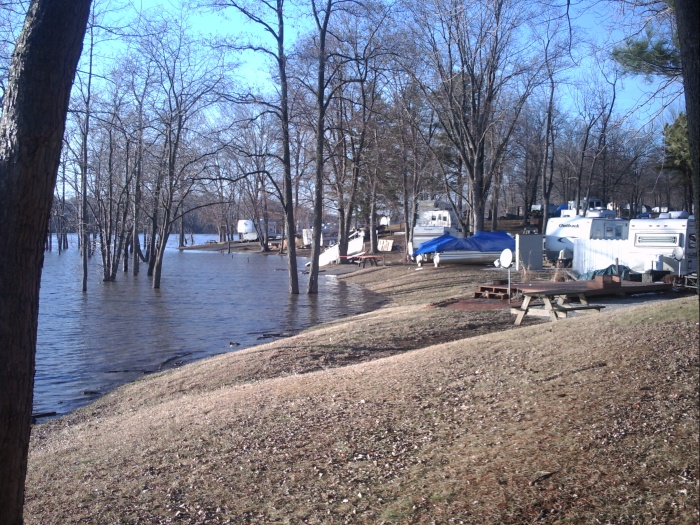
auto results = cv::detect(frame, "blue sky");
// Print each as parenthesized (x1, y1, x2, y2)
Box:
(565, 0, 684, 125)
(119, 0, 683, 128)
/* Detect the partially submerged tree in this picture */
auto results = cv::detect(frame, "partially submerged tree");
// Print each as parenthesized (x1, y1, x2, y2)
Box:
(306, 0, 337, 294)
(137, 9, 229, 288)
(205, 0, 301, 294)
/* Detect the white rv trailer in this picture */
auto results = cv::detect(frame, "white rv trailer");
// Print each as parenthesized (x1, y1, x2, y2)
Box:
(624, 216, 696, 274)
(570, 215, 697, 276)
(544, 214, 629, 262)
(237, 219, 258, 241)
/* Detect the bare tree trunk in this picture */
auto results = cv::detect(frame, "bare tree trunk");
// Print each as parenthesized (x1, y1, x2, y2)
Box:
(147, 165, 164, 278)
(0, 2, 91, 523)
(123, 231, 130, 273)
(279, 36, 300, 292)
(307, 0, 333, 294)
(80, 15, 96, 292)
(491, 166, 501, 231)
(675, 0, 700, 299)
(152, 210, 171, 289)
(402, 166, 412, 258)
(541, 68, 555, 230)
(574, 118, 596, 215)
(132, 76, 147, 276)
(368, 175, 378, 254)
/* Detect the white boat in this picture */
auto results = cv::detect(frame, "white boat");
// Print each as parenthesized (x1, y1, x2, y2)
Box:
(318, 230, 365, 267)
(409, 200, 463, 256)
(433, 251, 502, 267)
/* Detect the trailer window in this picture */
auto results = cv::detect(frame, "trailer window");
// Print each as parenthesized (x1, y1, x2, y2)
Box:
(635, 234, 679, 247)
(604, 225, 625, 238)
(688, 234, 696, 250)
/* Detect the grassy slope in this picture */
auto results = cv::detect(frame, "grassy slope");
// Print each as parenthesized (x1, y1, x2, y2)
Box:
(25, 289, 698, 524)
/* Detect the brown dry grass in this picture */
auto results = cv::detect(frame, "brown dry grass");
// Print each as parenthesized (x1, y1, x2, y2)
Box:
(25, 258, 699, 524)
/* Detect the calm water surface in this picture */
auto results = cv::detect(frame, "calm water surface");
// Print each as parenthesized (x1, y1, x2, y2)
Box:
(36, 235, 383, 417)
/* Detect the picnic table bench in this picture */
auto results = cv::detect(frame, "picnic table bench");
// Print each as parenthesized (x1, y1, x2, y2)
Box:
(511, 286, 605, 326)
(337, 253, 364, 264)
(354, 255, 384, 268)
(336, 254, 384, 267)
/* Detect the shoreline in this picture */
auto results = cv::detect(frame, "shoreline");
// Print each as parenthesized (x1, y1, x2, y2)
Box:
(25, 258, 699, 523)
(32, 245, 377, 424)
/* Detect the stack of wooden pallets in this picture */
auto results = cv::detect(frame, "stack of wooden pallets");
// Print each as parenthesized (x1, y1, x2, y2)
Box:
(473, 282, 516, 300)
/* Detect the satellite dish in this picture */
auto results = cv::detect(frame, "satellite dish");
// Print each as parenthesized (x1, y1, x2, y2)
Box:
(671, 247, 684, 261)
(499, 248, 513, 269)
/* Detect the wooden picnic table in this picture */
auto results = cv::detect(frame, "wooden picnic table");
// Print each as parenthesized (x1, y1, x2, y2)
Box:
(338, 254, 361, 263)
(355, 255, 384, 268)
(510, 285, 606, 325)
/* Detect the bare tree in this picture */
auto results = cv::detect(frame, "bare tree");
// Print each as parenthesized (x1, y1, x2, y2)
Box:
(205, 0, 301, 293)
(0, 2, 92, 522)
(125, 53, 155, 275)
(387, 76, 440, 255)
(535, 15, 571, 230)
(306, 0, 338, 294)
(404, 0, 541, 232)
(325, 4, 387, 259)
(89, 80, 137, 281)
(137, 9, 230, 289)
(0, 2, 29, 110)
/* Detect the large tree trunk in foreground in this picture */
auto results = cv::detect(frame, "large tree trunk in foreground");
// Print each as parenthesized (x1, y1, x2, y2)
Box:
(0, 1, 92, 523)
(675, 0, 700, 302)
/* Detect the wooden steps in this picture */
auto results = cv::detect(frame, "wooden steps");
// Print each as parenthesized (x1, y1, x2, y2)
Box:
(473, 284, 515, 300)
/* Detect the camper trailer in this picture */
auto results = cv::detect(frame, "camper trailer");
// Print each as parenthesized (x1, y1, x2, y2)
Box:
(570, 214, 696, 277)
(544, 215, 629, 262)
(237, 219, 258, 241)
(624, 216, 696, 274)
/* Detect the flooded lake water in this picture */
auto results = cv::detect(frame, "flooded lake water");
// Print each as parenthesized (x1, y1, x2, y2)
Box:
(35, 235, 383, 418)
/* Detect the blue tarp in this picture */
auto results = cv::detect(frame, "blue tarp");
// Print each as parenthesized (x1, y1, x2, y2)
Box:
(412, 231, 515, 257)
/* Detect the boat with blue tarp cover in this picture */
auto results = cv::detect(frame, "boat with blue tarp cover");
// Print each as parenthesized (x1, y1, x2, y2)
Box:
(412, 231, 515, 267)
